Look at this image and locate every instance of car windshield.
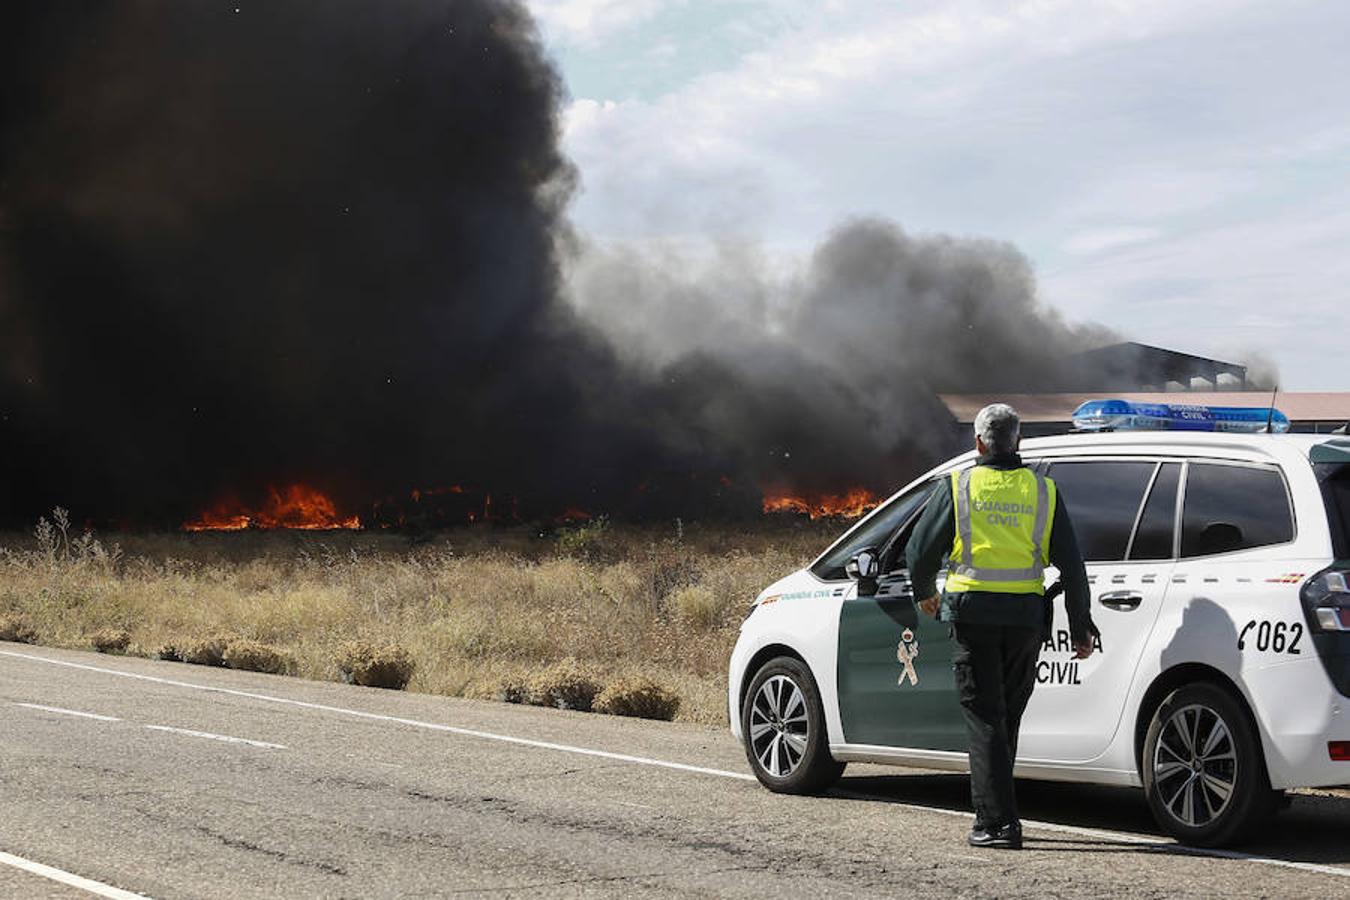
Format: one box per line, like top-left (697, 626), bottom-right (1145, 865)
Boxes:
top-left (810, 481), bottom-right (937, 581)
top-left (1316, 462), bottom-right (1350, 559)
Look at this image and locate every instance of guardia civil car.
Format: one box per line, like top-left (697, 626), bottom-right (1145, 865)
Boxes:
top-left (730, 405), bottom-right (1350, 847)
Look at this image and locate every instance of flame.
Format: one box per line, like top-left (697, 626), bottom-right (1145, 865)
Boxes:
top-left (762, 487), bottom-right (881, 519)
top-left (411, 485), bottom-right (466, 502)
top-left (184, 484), bottom-right (361, 531)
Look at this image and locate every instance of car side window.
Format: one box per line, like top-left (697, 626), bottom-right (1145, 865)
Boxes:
top-left (1180, 463), bottom-right (1293, 557)
top-left (1128, 462), bottom-right (1181, 560)
top-left (810, 480), bottom-right (938, 581)
top-left (1046, 460), bottom-right (1157, 562)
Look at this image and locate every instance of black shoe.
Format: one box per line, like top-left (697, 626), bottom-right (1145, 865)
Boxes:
top-left (968, 821), bottom-right (1022, 850)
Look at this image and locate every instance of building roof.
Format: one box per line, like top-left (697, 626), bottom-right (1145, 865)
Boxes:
top-left (1068, 341), bottom-right (1247, 390)
top-left (939, 392), bottom-right (1350, 424)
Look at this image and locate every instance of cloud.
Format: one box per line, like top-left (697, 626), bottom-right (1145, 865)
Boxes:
top-left (1063, 226), bottom-right (1162, 256)
top-left (544, 0), bottom-right (1350, 387)
top-left (558, 0), bottom-right (1251, 238)
top-left (528, 0), bottom-right (675, 45)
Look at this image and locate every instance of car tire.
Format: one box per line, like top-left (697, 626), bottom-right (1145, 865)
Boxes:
top-left (741, 656), bottom-right (845, 794)
top-left (1142, 682), bottom-right (1279, 847)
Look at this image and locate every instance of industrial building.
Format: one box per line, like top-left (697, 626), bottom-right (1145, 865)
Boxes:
top-left (940, 342), bottom-right (1350, 435)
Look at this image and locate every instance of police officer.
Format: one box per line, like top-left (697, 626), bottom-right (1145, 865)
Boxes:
top-left (907, 403), bottom-right (1094, 850)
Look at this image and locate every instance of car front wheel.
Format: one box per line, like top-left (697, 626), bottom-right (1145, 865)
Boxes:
top-left (1142, 682), bottom-right (1279, 846)
top-left (741, 656), bottom-right (844, 794)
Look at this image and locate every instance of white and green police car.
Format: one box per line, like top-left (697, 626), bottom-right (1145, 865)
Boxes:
top-left (729, 406), bottom-right (1350, 847)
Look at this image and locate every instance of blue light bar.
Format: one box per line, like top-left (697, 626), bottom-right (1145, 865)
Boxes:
top-left (1072, 399), bottom-right (1291, 433)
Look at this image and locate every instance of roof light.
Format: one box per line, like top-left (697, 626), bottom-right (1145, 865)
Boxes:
top-left (1071, 399), bottom-right (1290, 434)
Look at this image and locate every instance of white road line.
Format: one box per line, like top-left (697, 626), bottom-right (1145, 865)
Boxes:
top-left (0, 849), bottom-right (149, 899)
top-left (0, 649), bottom-right (754, 782)
top-left (3, 648), bottom-right (1347, 880)
top-left (14, 702), bottom-right (121, 722)
top-left (143, 724), bottom-right (286, 750)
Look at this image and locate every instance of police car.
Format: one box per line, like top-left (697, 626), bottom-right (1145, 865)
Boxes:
top-left (729, 401), bottom-right (1350, 847)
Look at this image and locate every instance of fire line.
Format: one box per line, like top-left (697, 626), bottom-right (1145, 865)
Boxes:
top-left (762, 488), bottom-right (880, 519)
top-left (184, 485), bottom-right (361, 532)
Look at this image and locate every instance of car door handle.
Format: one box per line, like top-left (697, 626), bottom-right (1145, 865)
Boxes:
top-left (1098, 590), bottom-right (1142, 611)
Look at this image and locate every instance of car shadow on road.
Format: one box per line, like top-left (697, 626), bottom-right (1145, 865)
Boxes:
top-left (830, 773), bottom-right (1350, 865)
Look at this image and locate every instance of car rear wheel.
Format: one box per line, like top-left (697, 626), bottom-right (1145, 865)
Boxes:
top-left (742, 656), bottom-right (844, 794)
top-left (1142, 682), bottom-right (1279, 846)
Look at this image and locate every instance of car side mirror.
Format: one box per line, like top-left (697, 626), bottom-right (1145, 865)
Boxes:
top-left (846, 548), bottom-right (880, 596)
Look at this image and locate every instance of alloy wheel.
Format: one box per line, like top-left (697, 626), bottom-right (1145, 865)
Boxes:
top-left (748, 674), bottom-right (809, 778)
top-left (1151, 703), bottom-right (1238, 828)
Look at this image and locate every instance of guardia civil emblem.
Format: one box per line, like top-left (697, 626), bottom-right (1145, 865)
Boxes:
top-left (897, 628), bottom-right (920, 686)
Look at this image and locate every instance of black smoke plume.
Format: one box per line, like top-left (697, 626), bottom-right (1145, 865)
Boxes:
top-left (1, 0), bottom-right (653, 526)
top-left (0, 1), bottom-right (1185, 529)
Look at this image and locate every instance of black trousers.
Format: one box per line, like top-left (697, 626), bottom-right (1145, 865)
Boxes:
top-left (951, 622), bottom-right (1042, 828)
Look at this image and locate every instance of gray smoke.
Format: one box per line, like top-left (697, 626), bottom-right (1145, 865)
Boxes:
top-left (565, 218), bottom-right (1119, 496)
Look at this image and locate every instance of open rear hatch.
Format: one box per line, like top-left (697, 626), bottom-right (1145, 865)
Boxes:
top-left (1304, 440), bottom-right (1350, 695)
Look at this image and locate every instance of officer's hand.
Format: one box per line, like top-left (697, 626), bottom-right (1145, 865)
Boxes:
top-left (917, 594), bottom-right (940, 618)
top-left (1072, 641), bottom-right (1094, 660)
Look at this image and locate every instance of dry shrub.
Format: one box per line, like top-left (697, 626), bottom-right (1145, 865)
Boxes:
top-left (154, 643), bottom-right (184, 662)
top-left (0, 615), bottom-right (38, 644)
top-left (466, 674), bottom-right (530, 704)
top-left (597, 561), bottom-right (645, 606)
top-left (645, 541), bottom-right (696, 604)
top-left (337, 640), bottom-right (415, 690)
top-left (670, 584), bottom-right (722, 630)
top-left (526, 658), bottom-right (603, 711)
top-left (90, 627), bottom-right (130, 654)
top-left (555, 516), bottom-right (614, 562)
top-left (593, 676), bottom-right (681, 721)
top-left (223, 639), bottom-right (293, 675)
top-left (182, 635), bottom-right (231, 666)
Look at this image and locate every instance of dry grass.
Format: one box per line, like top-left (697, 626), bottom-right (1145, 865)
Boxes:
top-left (0, 515), bottom-right (835, 723)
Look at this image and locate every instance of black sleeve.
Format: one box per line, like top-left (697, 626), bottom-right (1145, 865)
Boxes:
top-left (905, 482), bottom-right (954, 599)
top-left (1047, 494), bottom-right (1094, 645)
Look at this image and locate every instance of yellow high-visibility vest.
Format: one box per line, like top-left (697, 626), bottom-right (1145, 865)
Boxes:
top-left (944, 466), bottom-right (1056, 595)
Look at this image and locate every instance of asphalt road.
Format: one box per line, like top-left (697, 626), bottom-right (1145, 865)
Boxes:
top-left (1, 641), bottom-right (1347, 899)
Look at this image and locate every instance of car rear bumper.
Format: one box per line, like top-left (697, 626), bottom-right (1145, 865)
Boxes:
top-left (1246, 656), bottom-right (1350, 789)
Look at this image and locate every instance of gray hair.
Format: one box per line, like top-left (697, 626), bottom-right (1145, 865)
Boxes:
top-left (974, 403), bottom-right (1020, 455)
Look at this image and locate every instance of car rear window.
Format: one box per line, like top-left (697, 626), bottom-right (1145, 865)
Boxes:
top-left (1315, 462), bottom-right (1350, 559)
top-left (1180, 463), bottom-right (1293, 557)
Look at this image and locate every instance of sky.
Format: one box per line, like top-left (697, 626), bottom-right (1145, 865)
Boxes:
top-left (527, 0), bottom-right (1350, 390)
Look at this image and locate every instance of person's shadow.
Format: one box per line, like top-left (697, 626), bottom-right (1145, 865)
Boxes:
top-left (828, 773), bottom-right (1350, 862)
top-left (1159, 595), bottom-right (1240, 674)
